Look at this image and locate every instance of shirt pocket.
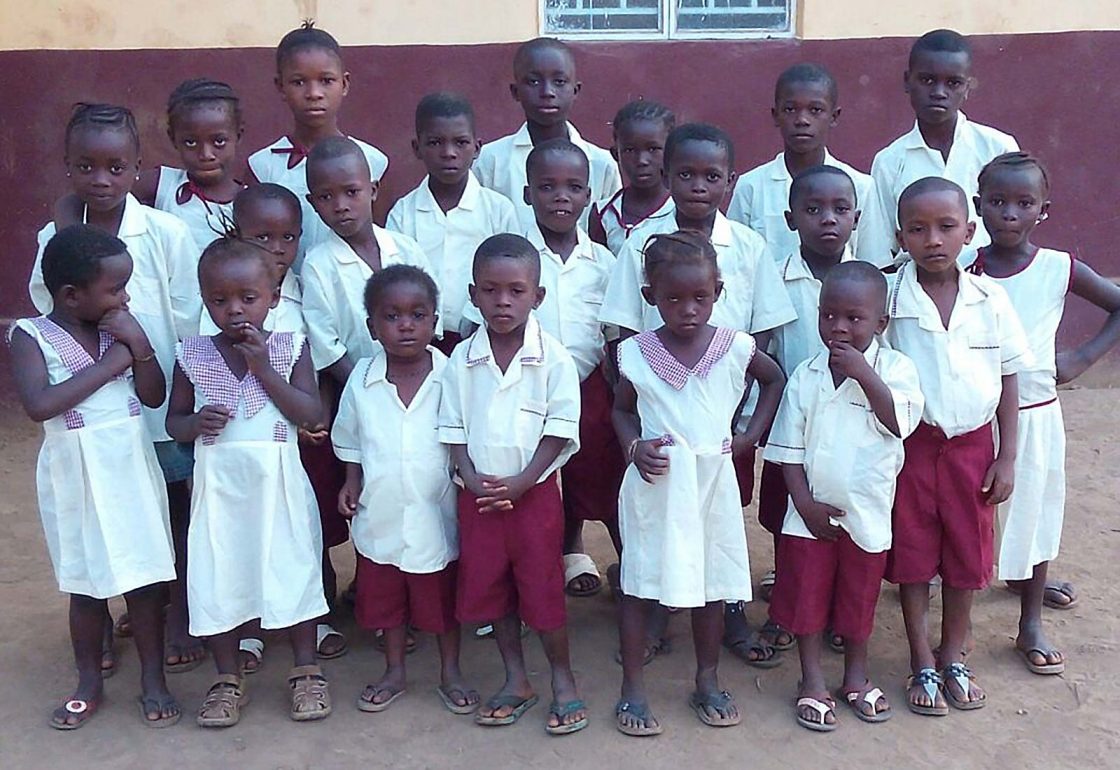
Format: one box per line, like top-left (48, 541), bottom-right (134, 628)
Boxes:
top-left (515, 398), bottom-right (548, 447)
top-left (965, 331), bottom-right (1003, 381)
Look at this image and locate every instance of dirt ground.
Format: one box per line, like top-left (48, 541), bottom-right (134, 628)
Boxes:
top-left (0, 388), bottom-right (1116, 770)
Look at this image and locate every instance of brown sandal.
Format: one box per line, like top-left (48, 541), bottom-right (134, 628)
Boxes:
top-left (197, 674), bottom-right (249, 728)
top-left (289, 664), bottom-right (332, 722)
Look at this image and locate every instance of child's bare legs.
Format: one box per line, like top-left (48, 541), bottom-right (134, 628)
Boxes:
top-left (794, 632), bottom-right (835, 726)
top-left (436, 627), bottom-right (478, 710)
top-left (899, 582), bottom-right (947, 711)
top-left (51, 594), bottom-right (107, 727)
top-left (618, 595), bottom-right (660, 732)
top-left (539, 625), bottom-right (586, 729)
top-left (939, 586), bottom-right (985, 704)
top-left (165, 480), bottom-right (204, 668)
top-left (360, 625), bottom-right (407, 707)
top-left (125, 583), bottom-right (179, 722)
top-left (207, 629), bottom-right (241, 677)
top-left (1010, 562), bottom-right (1064, 668)
top-left (691, 601), bottom-right (738, 722)
top-left (477, 614), bottom-right (535, 719)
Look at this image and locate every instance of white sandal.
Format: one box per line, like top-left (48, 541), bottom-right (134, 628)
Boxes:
top-left (315, 623), bottom-right (348, 659)
top-left (563, 553), bottom-right (602, 596)
top-left (238, 637), bottom-right (264, 674)
top-left (795, 696), bottom-right (838, 732)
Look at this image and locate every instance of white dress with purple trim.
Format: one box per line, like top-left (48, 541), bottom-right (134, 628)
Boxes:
top-left (12, 317), bottom-right (174, 599)
top-left (616, 327), bottom-right (756, 607)
top-left (177, 331), bottom-right (327, 636)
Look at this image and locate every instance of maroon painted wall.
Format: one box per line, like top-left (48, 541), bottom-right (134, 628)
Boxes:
top-left (2, 31), bottom-right (1118, 396)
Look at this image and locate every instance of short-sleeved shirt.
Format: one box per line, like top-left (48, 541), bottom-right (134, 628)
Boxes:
top-left (300, 225), bottom-right (435, 371)
top-left (770, 248), bottom-right (854, 374)
top-left (474, 121), bottom-right (622, 233)
top-left (884, 262), bottom-right (1031, 437)
top-left (727, 151), bottom-right (894, 268)
top-left (246, 135), bottom-right (389, 264)
top-left (438, 314), bottom-right (581, 482)
top-left (870, 113), bottom-right (1019, 253)
top-left (29, 194), bottom-right (201, 442)
top-left (590, 188), bottom-right (675, 256)
top-left (332, 347), bottom-right (458, 573)
top-left (386, 174), bottom-right (519, 335)
top-left (764, 341), bottom-right (925, 553)
top-left (599, 210), bottom-right (797, 336)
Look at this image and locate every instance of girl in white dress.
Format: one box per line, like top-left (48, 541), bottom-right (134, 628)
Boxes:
top-left (167, 238), bottom-right (330, 726)
top-left (968, 152), bottom-right (1120, 675)
top-left (11, 226), bottom-right (178, 729)
top-left (611, 231), bottom-right (785, 736)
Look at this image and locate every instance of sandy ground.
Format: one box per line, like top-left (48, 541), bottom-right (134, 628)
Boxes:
top-left (0, 388), bottom-right (1117, 769)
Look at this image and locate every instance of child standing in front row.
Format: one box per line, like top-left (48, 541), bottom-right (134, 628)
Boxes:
top-left (612, 231), bottom-right (784, 737)
top-left (247, 23), bottom-right (390, 261)
top-left (439, 234), bottom-right (588, 735)
top-left (967, 152), bottom-right (1120, 675)
top-left (766, 263), bottom-right (924, 732)
top-left (168, 239), bottom-right (331, 727)
top-left (334, 265), bottom-right (479, 715)
top-left (885, 177), bottom-right (1029, 716)
top-left (12, 226), bottom-right (179, 730)
top-left (387, 92), bottom-right (519, 352)
top-left (475, 37), bottom-right (621, 232)
top-left (589, 100), bottom-right (676, 255)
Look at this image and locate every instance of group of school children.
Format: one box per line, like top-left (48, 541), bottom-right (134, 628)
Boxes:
top-left (11, 21), bottom-right (1120, 738)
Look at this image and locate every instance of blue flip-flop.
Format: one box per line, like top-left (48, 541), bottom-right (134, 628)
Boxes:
top-left (546, 699), bottom-right (589, 735)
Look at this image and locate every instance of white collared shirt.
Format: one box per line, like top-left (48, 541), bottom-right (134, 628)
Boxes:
top-left (200, 269), bottom-right (306, 336)
top-left (300, 225), bottom-right (436, 371)
top-left (770, 248), bottom-right (854, 374)
top-left (600, 210), bottom-right (797, 336)
top-left (332, 347), bottom-right (458, 573)
top-left (590, 188), bottom-right (675, 255)
top-left (386, 174), bottom-right (519, 334)
top-left (885, 262), bottom-right (1031, 437)
top-left (764, 341), bottom-right (924, 553)
top-left (29, 194), bottom-right (201, 442)
top-left (728, 150), bottom-right (895, 268)
top-left (438, 314), bottom-right (581, 482)
top-left (870, 113), bottom-right (1019, 252)
top-left (153, 166), bottom-right (235, 253)
top-left (246, 135), bottom-right (389, 265)
top-left (474, 121), bottom-right (622, 233)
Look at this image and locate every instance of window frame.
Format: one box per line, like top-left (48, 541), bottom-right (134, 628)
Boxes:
top-left (539, 0), bottom-right (798, 42)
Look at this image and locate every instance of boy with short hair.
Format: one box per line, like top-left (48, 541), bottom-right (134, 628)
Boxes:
top-left (885, 177), bottom-right (1030, 716)
top-left (439, 234), bottom-right (588, 735)
top-left (766, 262), bottom-right (924, 732)
top-left (728, 63), bottom-right (892, 267)
top-left (387, 93), bottom-right (519, 351)
top-left (870, 29), bottom-right (1019, 256)
top-left (474, 37), bottom-right (622, 232)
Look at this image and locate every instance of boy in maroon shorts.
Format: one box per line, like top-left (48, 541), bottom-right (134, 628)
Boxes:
top-left (766, 262), bottom-right (924, 732)
top-left (439, 234), bottom-right (588, 735)
top-left (884, 177), bottom-right (1030, 716)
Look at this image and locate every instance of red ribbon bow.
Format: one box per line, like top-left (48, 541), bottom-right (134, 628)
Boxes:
top-left (271, 140), bottom-right (311, 170)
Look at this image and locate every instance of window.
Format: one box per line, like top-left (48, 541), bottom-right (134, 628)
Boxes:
top-left (542, 0), bottom-right (794, 40)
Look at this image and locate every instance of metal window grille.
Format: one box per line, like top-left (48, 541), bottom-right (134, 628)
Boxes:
top-left (542, 0), bottom-right (793, 39)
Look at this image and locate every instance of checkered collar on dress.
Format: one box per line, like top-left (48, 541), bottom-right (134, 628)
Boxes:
top-left (29, 316), bottom-right (119, 376)
top-left (632, 326), bottom-right (738, 390)
top-left (177, 332), bottom-right (295, 419)
top-left (464, 312), bottom-right (545, 368)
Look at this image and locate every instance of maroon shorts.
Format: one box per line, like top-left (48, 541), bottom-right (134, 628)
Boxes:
top-left (562, 368), bottom-right (623, 523)
top-left (456, 474), bottom-right (566, 632)
top-left (733, 447), bottom-right (756, 506)
top-left (300, 440), bottom-right (349, 549)
top-left (770, 532), bottom-right (887, 642)
top-left (886, 422), bottom-right (996, 590)
top-left (354, 557), bottom-right (458, 634)
top-left (757, 460), bottom-right (789, 536)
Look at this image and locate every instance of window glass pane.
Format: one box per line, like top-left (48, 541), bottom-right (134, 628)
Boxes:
top-left (675, 0), bottom-right (791, 32)
top-left (543, 0), bottom-right (662, 33)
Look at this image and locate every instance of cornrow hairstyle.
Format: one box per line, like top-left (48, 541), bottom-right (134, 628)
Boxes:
top-left (415, 92), bottom-right (476, 135)
top-left (774, 62), bottom-right (839, 106)
top-left (977, 151), bottom-right (1051, 196)
top-left (65, 103), bottom-right (140, 154)
top-left (41, 225), bottom-right (129, 296)
top-left (513, 36), bottom-right (574, 76)
top-left (364, 264), bottom-right (440, 317)
top-left (197, 233), bottom-right (273, 286)
top-left (473, 233), bottom-right (541, 284)
top-left (909, 29), bottom-right (972, 68)
top-left (612, 99), bottom-right (676, 138)
top-left (897, 176), bottom-right (969, 221)
top-left (233, 183), bottom-right (303, 227)
top-left (525, 138), bottom-right (588, 182)
top-left (789, 165), bottom-right (857, 208)
top-left (642, 229), bottom-right (720, 288)
top-left (276, 20), bottom-right (343, 72)
top-left (822, 259), bottom-right (888, 309)
top-left (166, 78), bottom-right (243, 136)
top-left (663, 122), bottom-right (735, 171)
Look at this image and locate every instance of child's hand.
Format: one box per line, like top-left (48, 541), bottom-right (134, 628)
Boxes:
top-left (194, 404), bottom-right (231, 437)
top-left (338, 479), bottom-right (361, 519)
top-left (730, 434), bottom-right (756, 459)
top-left (298, 425), bottom-right (330, 445)
top-left (233, 325), bottom-right (271, 375)
top-left (476, 474), bottom-right (533, 513)
top-left (981, 456), bottom-right (1015, 505)
top-left (828, 341), bottom-right (872, 382)
top-left (633, 438), bottom-right (670, 483)
top-left (98, 308), bottom-right (153, 359)
top-left (1055, 349), bottom-right (1090, 385)
top-left (800, 500), bottom-right (845, 541)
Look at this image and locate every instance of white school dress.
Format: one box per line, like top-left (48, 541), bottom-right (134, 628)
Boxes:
top-left (14, 317), bottom-right (174, 598)
top-left (153, 166), bottom-right (236, 253)
top-left (178, 332), bottom-right (327, 635)
top-left (616, 327), bottom-right (756, 607)
top-left (590, 188), bottom-right (675, 256)
top-left (965, 248), bottom-right (1071, 579)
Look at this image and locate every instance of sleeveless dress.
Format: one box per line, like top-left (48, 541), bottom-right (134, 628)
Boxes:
top-left (153, 166), bottom-right (237, 253)
top-left (13, 317), bottom-right (174, 598)
top-left (616, 327), bottom-right (756, 607)
top-left (967, 247), bottom-right (1071, 580)
top-left (177, 331), bottom-right (327, 635)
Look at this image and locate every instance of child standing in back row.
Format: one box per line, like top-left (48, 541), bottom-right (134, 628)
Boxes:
top-left (967, 152), bottom-right (1120, 675)
top-left (475, 37), bottom-right (622, 232)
